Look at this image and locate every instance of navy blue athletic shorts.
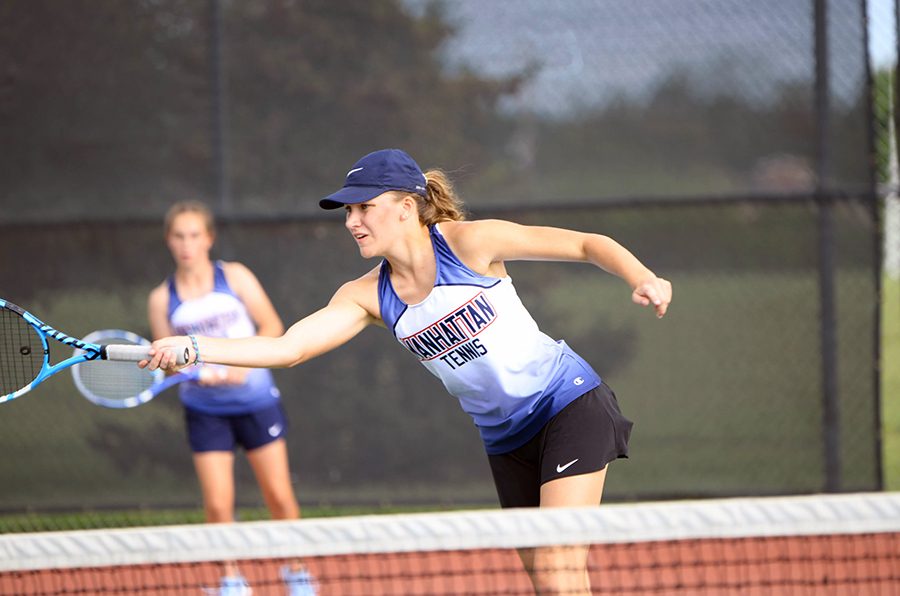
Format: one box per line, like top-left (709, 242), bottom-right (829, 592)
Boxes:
top-left (487, 382), bottom-right (633, 508)
top-left (185, 402), bottom-right (288, 453)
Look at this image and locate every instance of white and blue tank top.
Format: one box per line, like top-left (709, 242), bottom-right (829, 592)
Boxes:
top-left (378, 224), bottom-right (601, 454)
top-left (168, 261), bottom-right (280, 415)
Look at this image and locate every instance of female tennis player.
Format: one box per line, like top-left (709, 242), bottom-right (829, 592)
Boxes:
top-left (146, 151), bottom-right (671, 594)
top-left (148, 201), bottom-right (301, 528)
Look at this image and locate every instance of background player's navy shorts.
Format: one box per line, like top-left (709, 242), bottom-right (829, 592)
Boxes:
top-left (487, 382), bottom-right (633, 508)
top-left (185, 402), bottom-right (288, 453)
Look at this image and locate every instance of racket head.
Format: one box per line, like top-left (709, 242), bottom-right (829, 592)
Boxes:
top-left (72, 329), bottom-right (163, 408)
top-left (0, 299), bottom-right (51, 403)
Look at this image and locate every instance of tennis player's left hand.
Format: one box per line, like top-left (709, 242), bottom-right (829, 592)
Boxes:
top-left (632, 275), bottom-right (672, 318)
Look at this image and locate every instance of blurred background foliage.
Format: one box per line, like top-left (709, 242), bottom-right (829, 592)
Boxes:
top-left (0, 0), bottom-right (874, 218)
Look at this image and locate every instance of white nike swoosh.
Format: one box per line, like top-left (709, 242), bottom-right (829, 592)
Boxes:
top-left (347, 167), bottom-right (364, 176)
top-left (556, 459), bottom-right (579, 473)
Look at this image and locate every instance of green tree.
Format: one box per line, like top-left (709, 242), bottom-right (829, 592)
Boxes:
top-left (219, 0), bottom-right (522, 212)
top-left (0, 0), bottom-right (211, 217)
top-left (0, 0), bottom-right (523, 218)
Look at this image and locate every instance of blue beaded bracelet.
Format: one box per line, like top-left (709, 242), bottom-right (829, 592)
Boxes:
top-left (188, 334), bottom-right (202, 365)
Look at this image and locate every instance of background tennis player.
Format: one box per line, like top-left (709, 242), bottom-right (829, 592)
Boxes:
top-left (149, 201), bottom-right (300, 526)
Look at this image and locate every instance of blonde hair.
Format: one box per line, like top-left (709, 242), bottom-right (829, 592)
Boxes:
top-left (163, 200), bottom-right (216, 237)
top-left (414, 169), bottom-right (467, 225)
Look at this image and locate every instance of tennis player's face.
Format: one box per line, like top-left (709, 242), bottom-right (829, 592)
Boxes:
top-left (166, 212), bottom-right (214, 266)
top-left (344, 193), bottom-right (403, 258)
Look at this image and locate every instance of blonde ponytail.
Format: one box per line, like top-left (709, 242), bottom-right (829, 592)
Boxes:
top-left (415, 169), bottom-right (467, 225)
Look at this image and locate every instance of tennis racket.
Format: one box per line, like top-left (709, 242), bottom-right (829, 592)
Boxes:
top-left (71, 329), bottom-right (205, 408)
top-left (0, 299), bottom-right (188, 405)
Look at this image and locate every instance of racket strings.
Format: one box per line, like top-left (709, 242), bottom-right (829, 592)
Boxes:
top-left (73, 338), bottom-right (156, 402)
top-left (0, 308), bottom-right (43, 394)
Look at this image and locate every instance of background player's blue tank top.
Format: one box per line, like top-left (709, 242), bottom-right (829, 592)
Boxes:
top-left (167, 261), bottom-right (280, 415)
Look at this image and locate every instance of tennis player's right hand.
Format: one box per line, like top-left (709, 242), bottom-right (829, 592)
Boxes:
top-left (142, 336), bottom-right (194, 372)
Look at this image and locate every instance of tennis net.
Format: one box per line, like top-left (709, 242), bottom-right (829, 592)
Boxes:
top-left (1, 492), bottom-right (898, 595)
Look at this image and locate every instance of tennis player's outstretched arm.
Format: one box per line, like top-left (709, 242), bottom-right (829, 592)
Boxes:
top-left (146, 272), bottom-right (379, 371)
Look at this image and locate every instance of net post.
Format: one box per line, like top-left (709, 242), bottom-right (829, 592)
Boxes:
top-left (814, 0), bottom-right (841, 493)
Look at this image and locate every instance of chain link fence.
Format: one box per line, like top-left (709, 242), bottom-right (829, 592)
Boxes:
top-left (869, 0), bottom-right (900, 497)
top-left (0, 0), bottom-right (890, 525)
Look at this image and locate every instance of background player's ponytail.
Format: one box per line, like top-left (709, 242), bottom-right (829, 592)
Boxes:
top-left (417, 169), bottom-right (467, 224)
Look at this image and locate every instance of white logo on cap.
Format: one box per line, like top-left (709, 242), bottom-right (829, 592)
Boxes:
top-left (347, 167), bottom-right (364, 177)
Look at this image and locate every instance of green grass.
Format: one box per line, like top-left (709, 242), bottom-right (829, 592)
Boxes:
top-left (0, 503), bottom-right (492, 534)
top-left (883, 276), bottom-right (900, 490)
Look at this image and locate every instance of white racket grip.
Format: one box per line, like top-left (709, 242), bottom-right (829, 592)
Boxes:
top-left (104, 344), bottom-right (189, 365)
